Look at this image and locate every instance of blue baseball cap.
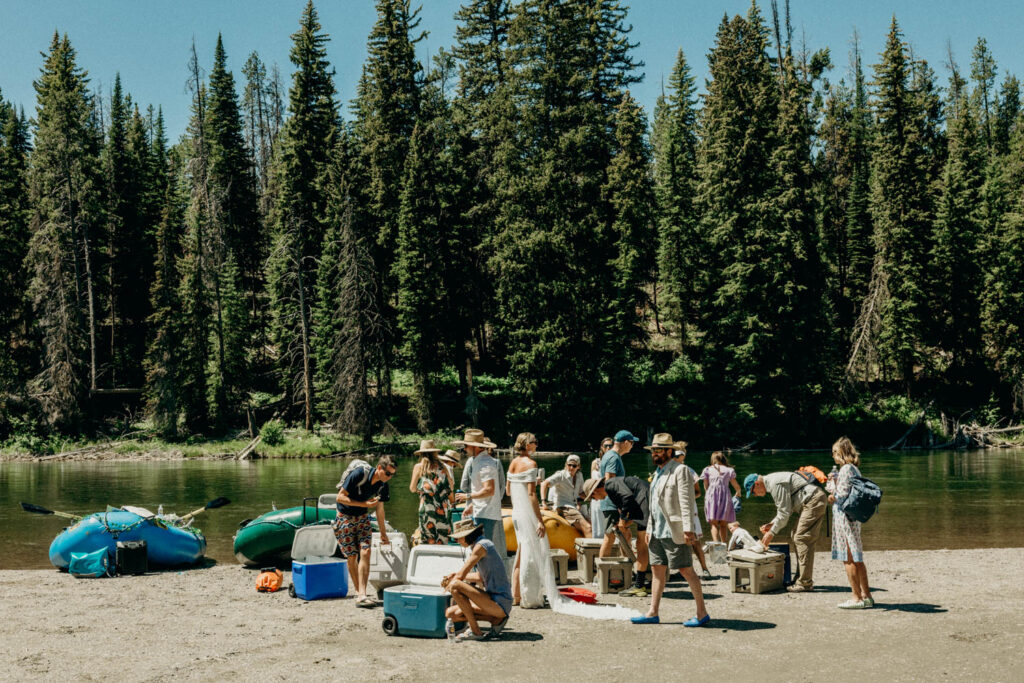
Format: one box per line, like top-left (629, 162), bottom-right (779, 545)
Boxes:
top-left (744, 473), bottom-right (760, 498)
top-left (613, 430), bottom-right (640, 443)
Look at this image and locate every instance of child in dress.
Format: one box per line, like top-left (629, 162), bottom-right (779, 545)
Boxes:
top-left (829, 437), bottom-right (874, 609)
top-left (727, 521), bottom-right (758, 551)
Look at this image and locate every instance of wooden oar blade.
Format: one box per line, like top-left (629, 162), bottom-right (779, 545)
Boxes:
top-left (20, 502), bottom-right (54, 515)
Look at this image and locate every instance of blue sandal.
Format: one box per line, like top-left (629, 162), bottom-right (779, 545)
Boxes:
top-left (684, 614), bottom-right (710, 627)
top-left (630, 615), bottom-right (660, 624)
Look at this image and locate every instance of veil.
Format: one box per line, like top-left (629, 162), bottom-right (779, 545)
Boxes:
top-left (508, 470), bottom-right (640, 620)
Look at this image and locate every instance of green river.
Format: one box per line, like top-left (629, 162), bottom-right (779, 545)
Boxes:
top-left (2, 449), bottom-right (1022, 569)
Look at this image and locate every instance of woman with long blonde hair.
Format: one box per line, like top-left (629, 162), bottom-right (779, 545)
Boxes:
top-left (828, 437), bottom-right (873, 609)
top-left (506, 432), bottom-right (546, 606)
top-left (409, 440), bottom-right (454, 544)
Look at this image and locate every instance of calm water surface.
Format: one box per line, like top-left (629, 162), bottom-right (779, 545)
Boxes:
top-left (2, 449), bottom-right (1022, 569)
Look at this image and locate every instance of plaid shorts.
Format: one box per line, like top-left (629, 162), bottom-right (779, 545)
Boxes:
top-left (332, 513), bottom-right (373, 558)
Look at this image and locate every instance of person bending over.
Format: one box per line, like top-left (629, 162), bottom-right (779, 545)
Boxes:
top-left (583, 473), bottom-right (650, 597)
top-left (334, 456), bottom-right (395, 608)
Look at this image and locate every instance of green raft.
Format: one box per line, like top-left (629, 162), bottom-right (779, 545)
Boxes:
top-left (233, 497), bottom-right (337, 566)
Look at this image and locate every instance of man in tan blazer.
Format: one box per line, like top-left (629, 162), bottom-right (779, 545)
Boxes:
top-left (629, 433), bottom-right (710, 627)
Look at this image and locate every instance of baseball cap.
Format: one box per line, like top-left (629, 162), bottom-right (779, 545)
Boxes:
top-left (613, 430), bottom-right (639, 443)
top-left (744, 473), bottom-right (760, 498)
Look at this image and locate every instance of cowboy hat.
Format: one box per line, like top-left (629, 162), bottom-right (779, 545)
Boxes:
top-left (581, 477), bottom-right (605, 502)
top-left (644, 433), bottom-right (675, 451)
top-left (450, 518), bottom-right (482, 539)
top-left (413, 439), bottom-right (441, 455)
top-left (453, 428), bottom-right (497, 449)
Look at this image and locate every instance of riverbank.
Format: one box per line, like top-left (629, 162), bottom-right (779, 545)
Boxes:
top-left (2, 548), bottom-right (1021, 681)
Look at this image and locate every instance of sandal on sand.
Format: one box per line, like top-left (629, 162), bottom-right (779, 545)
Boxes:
top-left (490, 616), bottom-right (509, 636)
top-left (454, 629), bottom-right (487, 642)
top-left (355, 596), bottom-right (375, 608)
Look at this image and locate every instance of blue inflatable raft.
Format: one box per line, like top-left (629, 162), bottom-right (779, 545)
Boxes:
top-left (49, 509), bottom-right (207, 569)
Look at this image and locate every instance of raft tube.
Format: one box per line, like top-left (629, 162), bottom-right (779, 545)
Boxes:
top-left (503, 508), bottom-right (583, 560)
top-left (233, 503), bottom-right (340, 566)
top-left (49, 509), bottom-right (206, 569)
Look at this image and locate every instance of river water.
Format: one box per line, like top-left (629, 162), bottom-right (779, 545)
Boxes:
top-left (2, 449), bottom-right (1022, 569)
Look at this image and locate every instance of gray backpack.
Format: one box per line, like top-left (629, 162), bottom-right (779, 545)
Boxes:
top-left (336, 459), bottom-right (374, 491)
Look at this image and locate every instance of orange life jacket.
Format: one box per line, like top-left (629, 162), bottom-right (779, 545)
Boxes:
top-left (256, 568), bottom-right (284, 592)
top-left (797, 465), bottom-right (827, 485)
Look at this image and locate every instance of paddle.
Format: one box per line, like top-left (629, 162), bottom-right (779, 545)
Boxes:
top-left (179, 496), bottom-right (231, 523)
top-left (20, 502), bottom-right (82, 522)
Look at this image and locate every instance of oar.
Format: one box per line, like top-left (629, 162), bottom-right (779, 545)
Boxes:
top-left (179, 497), bottom-right (231, 523)
top-left (20, 502), bottom-right (82, 522)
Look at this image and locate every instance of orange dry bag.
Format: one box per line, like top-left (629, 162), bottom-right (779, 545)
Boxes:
top-left (797, 466), bottom-right (827, 485)
top-left (256, 568), bottom-right (284, 592)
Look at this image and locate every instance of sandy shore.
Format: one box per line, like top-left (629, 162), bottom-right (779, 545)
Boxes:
top-left (2, 548), bottom-right (1022, 682)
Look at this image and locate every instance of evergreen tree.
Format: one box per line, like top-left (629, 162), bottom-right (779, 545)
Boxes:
top-left (932, 82), bottom-right (984, 386)
top-left (652, 49), bottom-right (700, 346)
top-left (969, 37), bottom-right (997, 154)
top-left (208, 35), bottom-right (261, 313)
top-left (0, 95), bottom-right (32, 395)
top-left (145, 154), bottom-right (185, 437)
top-left (25, 34), bottom-right (103, 428)
top-left (603, 92), bottom-right (655, 377)
top-left (850, 18), bottom-right (936, 387)
top-left (267, 0), bottom-right (338, 429)
top-left (993, 75), bottom-right (1020, 156)
top-left (206, 253), bottom-right (248, 425)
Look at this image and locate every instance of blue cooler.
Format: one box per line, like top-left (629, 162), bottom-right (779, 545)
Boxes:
top-left (289, 525), bottom-right (349, 601)
top-left (381, 585), bottom-right (450, 638)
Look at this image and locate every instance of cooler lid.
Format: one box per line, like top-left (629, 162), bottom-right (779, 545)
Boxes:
top-left (384, 584), bottom-right (448, 596)
top-left (728, 548), bottom-right (784, 564)
top-left (406, 544), bottom-right (468, 586)
top-left (291, 524), bottom-right (338, 560)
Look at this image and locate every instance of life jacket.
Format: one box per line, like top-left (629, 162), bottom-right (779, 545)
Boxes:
top-left (796, 466), bottom-right (827, 485)
top-left (256, 568), bottom-right (284, 592)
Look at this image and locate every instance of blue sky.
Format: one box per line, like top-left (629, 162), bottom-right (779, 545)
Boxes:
top-left (1, 1), bottom-right (1021, 140)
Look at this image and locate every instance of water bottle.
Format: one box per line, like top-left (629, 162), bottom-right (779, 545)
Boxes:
top-left (829, 465), bottom-right (838, 481)
top-left (157, 504), bottom-right (164, 516)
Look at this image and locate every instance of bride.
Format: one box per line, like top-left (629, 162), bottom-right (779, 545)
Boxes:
top-left (506, 432), bottom-right (640, 620)
top-left (506, 432), bottom-right (548, 607)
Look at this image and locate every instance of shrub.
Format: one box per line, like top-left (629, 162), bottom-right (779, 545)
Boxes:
top-left (260, 420), bottom-right (285, 446)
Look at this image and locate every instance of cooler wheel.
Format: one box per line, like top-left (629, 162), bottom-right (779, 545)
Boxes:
top-left (381, 615), bottom-right (398, 636)
top-left (288, 584), bottom-right (296, 598)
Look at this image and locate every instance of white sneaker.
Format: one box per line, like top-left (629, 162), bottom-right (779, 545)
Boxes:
top-left (838, 599), bottom-right (866, 609)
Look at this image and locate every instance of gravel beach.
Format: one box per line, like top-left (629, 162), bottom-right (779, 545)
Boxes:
top-left (2, 548), bottom-right (1022, 682)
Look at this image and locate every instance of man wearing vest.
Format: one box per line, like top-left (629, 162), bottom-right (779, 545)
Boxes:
top-left (744, 471), bottom-right (828, 592)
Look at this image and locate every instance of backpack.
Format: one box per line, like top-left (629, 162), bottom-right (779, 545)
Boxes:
top-left (840, 473), bottom-right (883, 523)
top-left (256, 567), bottom-right (284, 592)
top-left (336, 459), bottom-right (374, 491)
top-left (69, 548), bottom-right (114, 578)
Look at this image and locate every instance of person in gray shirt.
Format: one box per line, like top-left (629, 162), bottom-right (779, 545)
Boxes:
top-left (744, 471), bottom-right (828, 592)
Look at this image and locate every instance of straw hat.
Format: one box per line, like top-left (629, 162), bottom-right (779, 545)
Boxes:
top-left (439, 450), bottom-right (461, 466)
top-left (644, 433), bottom-right (675, 451)
top-left (581, 477), bottom-right (605, 502)
top-left (450, 518), bottom-right (482, 540)
top-left (413, 439), bottom-right (441, 455)
top-left (453, 428), bottom-right (496, 449)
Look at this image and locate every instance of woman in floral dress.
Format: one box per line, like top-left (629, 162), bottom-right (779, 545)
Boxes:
top-left (409, 440), bottom-right (454, 544)
top-left (828, 437), bottom-right (874, 609)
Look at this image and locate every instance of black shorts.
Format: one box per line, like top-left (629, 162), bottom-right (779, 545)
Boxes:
top-left (602, 509), bottom-right (647, 533)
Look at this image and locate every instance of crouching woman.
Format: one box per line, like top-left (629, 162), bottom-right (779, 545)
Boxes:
top-left (443, 518), bottom-right (512, 641)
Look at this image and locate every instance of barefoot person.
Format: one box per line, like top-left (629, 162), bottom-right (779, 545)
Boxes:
top-left (444, 519), bottom-right (512, 641)
top-left (541, 454), bottom-right (591, 536)
top-left (744, 468), bottom-right (828, 592)
top-left (828, 437), bottom-right (874, 609)
top-left (628, 433), bottom-right (709, 626)
top-left (334, 456), bottom-right (395, 607)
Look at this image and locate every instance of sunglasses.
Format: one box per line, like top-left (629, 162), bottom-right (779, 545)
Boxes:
top-left (382, 468), bottom-right (397, 478)
top-left (566, 463), bottom-right (579, 468)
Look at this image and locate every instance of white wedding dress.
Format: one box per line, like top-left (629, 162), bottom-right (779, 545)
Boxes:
top-left (508, 468), bottom-right (640, 620)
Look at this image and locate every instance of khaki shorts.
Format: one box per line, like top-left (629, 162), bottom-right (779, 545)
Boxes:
top-left (556, 506), bottom-right (586, 525)
top-left (648, 535), bottom-right (693, 571)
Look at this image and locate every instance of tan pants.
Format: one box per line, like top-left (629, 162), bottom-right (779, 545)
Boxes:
top-left (793, 488), bottom-right (827, 587)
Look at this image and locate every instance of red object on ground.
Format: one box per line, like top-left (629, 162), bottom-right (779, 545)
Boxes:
top-left (558, 587), bottom-right (597, 604)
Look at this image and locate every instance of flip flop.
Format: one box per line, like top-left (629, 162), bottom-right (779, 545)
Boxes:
top-left (355, 596), bottom-right (375, 608)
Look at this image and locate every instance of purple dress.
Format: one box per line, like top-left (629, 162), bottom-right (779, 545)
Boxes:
top-left (701, 465), bottom-right (737, 522)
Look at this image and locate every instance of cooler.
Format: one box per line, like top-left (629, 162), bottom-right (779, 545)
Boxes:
top-left (381, 585), bottom-right (451, 638)
top-left (728, 548), bottom-right (785, 594)
top-left (768, 542), bottom-right (793, 585)
top-left (369, 531), bottom-right (409, 594)
top-left (406, 544), bottom-right (468, 586)
top-left (290, 525), bottom-right (348, 600)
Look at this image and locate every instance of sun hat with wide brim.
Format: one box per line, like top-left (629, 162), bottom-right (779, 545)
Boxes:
top-left (439, 450), bottom-right (461, 466)
top-left (643, 433), bottom-right (675, 451)
top-left (453, 428), bottom-right (497, 449)
top-left (581, 477), bottom-right (605, 502)
top-left (450, 518), bottom-right (482, 540)
top-left (413, 439), bottom-right (441, 455)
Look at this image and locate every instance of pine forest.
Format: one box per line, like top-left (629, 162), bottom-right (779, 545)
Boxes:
top-left (2, 0), bottom-right (1024, 452)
